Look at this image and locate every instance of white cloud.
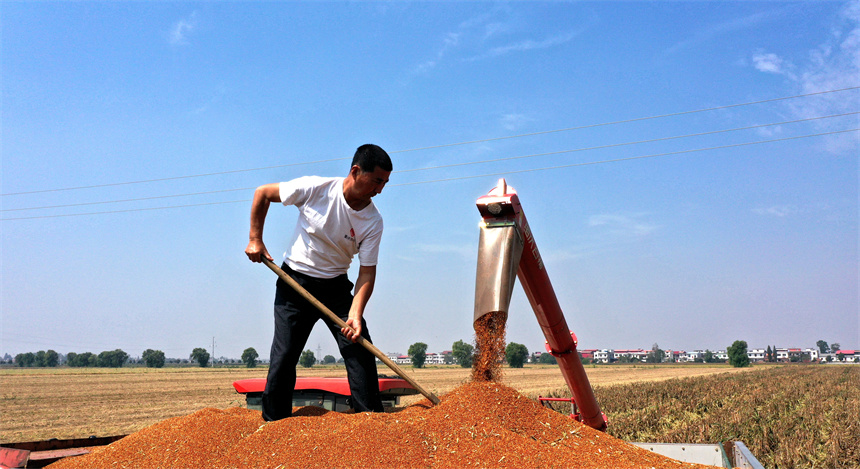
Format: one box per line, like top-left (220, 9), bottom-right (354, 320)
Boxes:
top-left (751, 0), bottom-right (860, 153)
top-left (500, 113), bottom-right (533, 131)
top-left (413, 8), bottom-right (584, 74)
top-left (588, 213), bottom-right (659, 237)
top-left (753, 205), bottom-right (797, 217)
top-left (665, 9), bottom-right (775, 56)
top-left (755, 124), bottom-right (783, 138)
top-left (169, 12), bottom-right (198, 46)
top-left (752, 52), bottom-right (793, 76)
top-left (482, 31), bottom-right (578, 59)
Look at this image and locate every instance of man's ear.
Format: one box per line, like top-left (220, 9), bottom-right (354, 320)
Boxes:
top-left (349, 165), bottom-right (362, 178)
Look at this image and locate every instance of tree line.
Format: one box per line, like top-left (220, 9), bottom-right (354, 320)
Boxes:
top-left (294, 340), bottom-right (557, 370)
top-left (8, 347), bottom-right (263, 369)
top-left (10, 338), bottom-right (841, 370)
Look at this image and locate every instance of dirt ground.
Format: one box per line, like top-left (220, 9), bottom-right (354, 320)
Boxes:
top-left (0, 364), bottom-right (750, 443)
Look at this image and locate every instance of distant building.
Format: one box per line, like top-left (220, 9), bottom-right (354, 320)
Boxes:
top-left (592, 350), bottom-right (614, 363)
top-left (424, 352), bottom-right (446, 365)
top-left (748, 348), bottom-right (767, 362)
top-left (614, 349), bottom-right (647, 362)
top-left (836, 350), bottom-right (858, 362)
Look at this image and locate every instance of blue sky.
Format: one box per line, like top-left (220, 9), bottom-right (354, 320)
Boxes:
top-left (2, 1), bottom-right (858, 362)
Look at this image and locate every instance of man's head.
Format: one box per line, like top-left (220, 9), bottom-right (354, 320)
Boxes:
top-left (344, 144), bottom-right (392, 210)
top-left (352, 144), bottom-right (393, 173)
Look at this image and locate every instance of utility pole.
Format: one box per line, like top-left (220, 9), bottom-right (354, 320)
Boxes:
top-left (212, 336), bottom-right (216, 368)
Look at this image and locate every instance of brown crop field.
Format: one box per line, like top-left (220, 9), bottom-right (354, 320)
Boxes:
top-left (594, 365), bottom-right (860, 469)
top-left (1, 363), bottom-right (748, 443)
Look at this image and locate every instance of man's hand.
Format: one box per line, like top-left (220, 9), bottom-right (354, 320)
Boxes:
top-left (245, 238), bottom-right (273, 263)
top-left (341, 317), bottom-right (362, 343)
top-left (341, 265), bottom-right (375, 343)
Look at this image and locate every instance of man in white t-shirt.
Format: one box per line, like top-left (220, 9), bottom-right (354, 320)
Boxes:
top-left (245, 144), bottom-right (392, 421)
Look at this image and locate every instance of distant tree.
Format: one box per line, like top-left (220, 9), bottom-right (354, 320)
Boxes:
top-left (142, 349), bottom-right (166, 368)
top-left (408, 342), bottom-right (428, 368)
top-left (831, 343), bottom-right (841, 354)
top-left (703, 350), bottom-right (715, 363)
top-left (241, 348), bottom-right (259, 368)
top-left (505, 343), bottom-right (529, 368)
top-left (323, 355), bottom-right (336, 365)
top-left (98, 349), bottom-right (129, 368)
top-left (44, 350), bottom-right (59, 367)
top-left (539, 352), bottom-right (557, 364)
top-left (727, 340), bottom-right (750, 368)
top-left (816, 340), bottom-right (830, 354)
top-left (190, 348), bottom-right (210, 368)
top-left (646, 343), bottom-right (665, 363)
top-left (15, 352), bottom-right (35, 367)
top-left (299, 350), bottom-right (315, 368)
top-left (67, 352), bottom-right (96, 367)
top-left (452, 340), bottom-right (474, 368)
top-left (35, 350), bottom-right (48, 367)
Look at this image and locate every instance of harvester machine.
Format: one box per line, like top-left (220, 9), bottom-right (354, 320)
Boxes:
top-left (474, 178), bottom-right (608, 431)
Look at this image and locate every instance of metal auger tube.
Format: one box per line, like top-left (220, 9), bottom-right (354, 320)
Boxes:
top-left (474, 178), bottom-right (607, 431)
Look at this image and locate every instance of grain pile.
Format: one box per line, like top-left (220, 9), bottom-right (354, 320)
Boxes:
top-left (48, 381), bottom-right (721, 469)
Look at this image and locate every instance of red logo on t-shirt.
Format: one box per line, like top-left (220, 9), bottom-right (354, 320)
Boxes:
top-left (350, 228), bottom-right (355, 238)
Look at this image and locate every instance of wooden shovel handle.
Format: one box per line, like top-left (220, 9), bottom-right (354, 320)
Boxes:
top-left (261, 257), bottom-right (441, 406)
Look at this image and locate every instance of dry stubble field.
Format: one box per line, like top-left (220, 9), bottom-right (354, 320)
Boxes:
top-left (0, 364), bottom-right (750, 443)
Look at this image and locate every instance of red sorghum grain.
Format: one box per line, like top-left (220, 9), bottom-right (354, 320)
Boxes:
top-left (472, 311), bottom-right (507, 382)
top-left (48, 382), bottom-right (724, 469)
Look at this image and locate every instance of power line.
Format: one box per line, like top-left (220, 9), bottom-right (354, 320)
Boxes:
top-left (4, 111), bottom-right (855, 214)
top-left (392, 128), bottom-right (860, 187)
top-left (1, 187), bottom-right (254, 212)
top-left (392, 86), bottom-right (860, 154)
top-left (396, 112), bottom-right (859, 174)
top-left (2, 86), bottom-right (857, 197)
top-left (1, 199), bottom-right (249, 221)
top-left (3, 128), bottom-right (856, 221)
top-left (0, 158), bottom-right (346, 197)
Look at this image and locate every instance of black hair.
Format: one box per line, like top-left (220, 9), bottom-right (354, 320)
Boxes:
top-left (351, 144), bottom-right (392, 172)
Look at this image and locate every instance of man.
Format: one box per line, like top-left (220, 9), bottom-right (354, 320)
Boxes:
top-left (245, 143), bottom-right (392, 421)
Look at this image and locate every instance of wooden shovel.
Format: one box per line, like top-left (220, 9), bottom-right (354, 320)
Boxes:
top-left (261, 257), bottom-right (441, 406)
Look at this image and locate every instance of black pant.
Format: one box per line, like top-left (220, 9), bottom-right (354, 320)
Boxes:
top-left (262, 264), bottom-right (384, 421)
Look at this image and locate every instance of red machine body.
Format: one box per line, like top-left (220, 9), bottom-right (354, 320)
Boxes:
top-left (232, 377), bottom-right (416, 395)
top-left (232, 376), bottom-right (418, 413)
top-left (476, 179), bottom-right (608, 431)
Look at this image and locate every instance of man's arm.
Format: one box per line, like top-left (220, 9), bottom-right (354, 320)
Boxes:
top-left (342, 265), bottom-right (376, 342)
top-left (245, 183), bottom-right (281, 263)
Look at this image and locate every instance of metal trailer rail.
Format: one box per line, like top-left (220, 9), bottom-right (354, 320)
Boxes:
top-left (632, 441), bottom-right (765, 468)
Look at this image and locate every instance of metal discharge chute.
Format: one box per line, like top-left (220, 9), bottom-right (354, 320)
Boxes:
top-left (474, 179), bottom-right (608, 431)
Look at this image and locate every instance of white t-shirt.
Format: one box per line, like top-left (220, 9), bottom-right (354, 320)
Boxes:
top-left (279, 176), bottom-right (383, 279)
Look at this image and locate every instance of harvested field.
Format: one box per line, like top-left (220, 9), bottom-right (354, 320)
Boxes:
top-left (0, 364), bottom-right (750, 443)
top-left (46, 381), bottom-right (722, 469)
